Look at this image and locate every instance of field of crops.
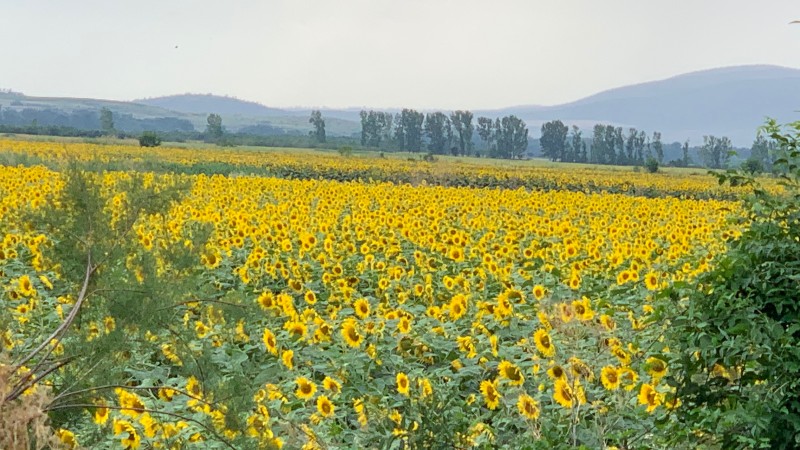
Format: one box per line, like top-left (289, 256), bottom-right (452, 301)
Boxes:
top-left (1, 140), bottom-right (744, 449)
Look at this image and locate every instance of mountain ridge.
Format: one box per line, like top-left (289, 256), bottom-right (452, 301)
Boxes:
top-left (3, 64), bottom-right (799, 145)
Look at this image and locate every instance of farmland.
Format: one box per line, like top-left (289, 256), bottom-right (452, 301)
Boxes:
top-left (2, 139), bottom-right (746, 448)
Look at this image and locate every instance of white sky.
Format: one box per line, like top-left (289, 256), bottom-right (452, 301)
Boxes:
top-left (1, 0), bottom-right (798, 110)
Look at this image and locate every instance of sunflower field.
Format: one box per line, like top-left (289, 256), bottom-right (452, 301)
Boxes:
top-left (1, 140), bottom-right (746, 449)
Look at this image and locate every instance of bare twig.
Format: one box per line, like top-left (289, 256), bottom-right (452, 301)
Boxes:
top-left (49, 384), bottom-right (215, 409)
top-left (12, 254), bottom-right (94, 374)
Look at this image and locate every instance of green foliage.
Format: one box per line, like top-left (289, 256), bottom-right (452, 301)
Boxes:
top-left (667, 119), bottom-right (800, 449)
top-left (308, 110), bottom-right (326, 143)
top-left (205, 113), bottom-right (224, 142)
top-left (138, 131), bottom-right (162, 147)
top-left (645, 157), bottom-right (659, 173)
top-left (698, 135), bottom-right (733, 169)
top-left (740, 157), bottom-right (764, 175)
top-left (100, 107), bottom-right (114, 135)
top-left (540, 120), bottom-right (569, 162)
top-left (337, 146), bottom-right (353, 157)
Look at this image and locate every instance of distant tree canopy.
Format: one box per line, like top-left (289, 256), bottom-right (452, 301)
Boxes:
top-left (309, 110), bottom-right (326, 143)
top-left (699, 135), bottom-right (733, 169)
top-left (450, 110), bottom-right (474, 156)
top-left (540, 120), bottom-right (569, 162)
top-left (205, 113), bottom-right (224, 142)
top-left (100, 107), bottom-right (115, 135)
top-left (0, 107), bottom-right (194, 133)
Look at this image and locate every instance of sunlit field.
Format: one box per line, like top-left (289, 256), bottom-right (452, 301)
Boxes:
top-left (1, 139), bottom-right (744, 448)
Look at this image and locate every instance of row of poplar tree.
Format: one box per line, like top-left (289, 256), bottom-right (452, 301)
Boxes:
top-left (540, 120), bottom-right (668, 166)
top-left (355, 109), bottom-right (529, 158)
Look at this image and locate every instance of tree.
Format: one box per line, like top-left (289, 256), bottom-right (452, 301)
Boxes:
top-left (450, 110), bottom-right (474, 156)
top-left (424, 112), bottom-right (451, 154)
top-left (495, 115), bottom-right (528, 159)
top-left (540, 120), bottom-right (569, 161)
top-left (652, 131), bottom-right (664, 163)
top-left (138, 131), bottom-right (162, 147)
top-left (476, 117), bottom-right (495, 155)
top-left (682, 140), bottom-right (691, 167)
top-left (309, 110), bottom-right (326, 143)
top-left (699, 135), bottom-right (732, 169)
top-left (100, 107), bottom-right (114, 135)
top-left (205, 113), bottom-right (223, 142)
top-left (567, 126), bottom-right (584, 163)
top-left (625, 128), bottom-right (638, 164)
top-left (750, 133), bottom-right (778, 171)
top-left (398, 109), bottom-right (424, 152)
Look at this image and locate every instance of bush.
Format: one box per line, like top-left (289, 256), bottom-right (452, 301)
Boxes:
top-left (667, 119), bottom-right (800, 449)
top-left (645, 157), bottom-right (659, 173)
top-left (741, 157), bottom-right (765, 175)
top-left (138, 131), bottom-right (162, 147)
top-left (338, 146), bottom-right (353, 157)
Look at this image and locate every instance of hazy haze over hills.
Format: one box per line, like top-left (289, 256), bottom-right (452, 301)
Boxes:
top-left (135, 65), bottom-right (800, 145)
top-left (3, 65), bottom-right (799, 146)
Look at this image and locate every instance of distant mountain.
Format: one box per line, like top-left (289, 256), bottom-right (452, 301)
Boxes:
top-left (136, 94), bottom-right (292, 117)
top-left (480, 65), bottom-right (800, 146)
top-left (4, 65), bottom-right (799, 145)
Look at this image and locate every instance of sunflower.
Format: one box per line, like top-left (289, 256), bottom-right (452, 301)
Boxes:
top-left (572, 297), bottom-right (595, 322)
top-left (353, 298), bottom-right (370, 319)
top-left (600, 314), bottom-right (616, 331)
top-left (516, 394), bottom-right (540, 420)
top-left (397, 316), bottom-right (411, 334)
top-left (646, 357), bottom-right (668, 381)
top-left (638, 383), bottom-right (661, 413)
top-left (532, 284), bottom-right (546, 301)
top-left (600, 366), bottom-right (621, 391)
top-left (113, 419), bottom-right (141, 449)
top-left (619, 367), bottom-right (639, 391)
top-left (262, 328), bottom-right (278, 355)
top-left (341, 319), bottom-right (363, 348)
top-left (295, 377), bottom-right (317, 400)
top-left (480, 379), bottom-right (501, 410)
top-left (498, 360), bottom-right (524, 386)
top-left (284, 320), bottom-right (307, 340)
top-left (611, 345), bottom-right (630, 366)
top-left (317, 395), bottom-right (335, 418)
top-left (553, 379), bottom-right (574, 408)
top-left (558, 303), bottom-right (574, 323)
top-left (281, 350), bottom-right (294, 370)
top-left (449, 293), bottom-right (468, 321)
top-left (396, 372), bottom-right (410, 396)
top-left (304, 290), bottom-right (317, 305)
top-left (418, 378), bottom-right (433, 399)
top-left (94, 400), bottom-right (110, 424)
top-left (116, 388), bottom-right (145, 418)
top-left (494, 294), bottom-right (513, 320)
top-left (57, 429), bottom-right (78, 449)
top-left (644, 271), bottom-right (660, 290)
top-left (533, 329), bottom-right (555, 357)
top-left (257, 292), bottom-right (276, 310)
top-left (547, 364), bottom-right (566, 381)
top-left (323, 376), bottom-right (341, 395)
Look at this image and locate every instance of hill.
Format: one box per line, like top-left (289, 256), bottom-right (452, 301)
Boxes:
top-left (3, 65), bottom-right (799, 145)
top-left (480, 65), bottom-right (800, 145)
top-left (136, 94), bottom-right (291, 117)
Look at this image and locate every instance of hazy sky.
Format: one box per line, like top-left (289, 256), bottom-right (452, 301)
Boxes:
top-left (1, 1), bottom-right (798, 109)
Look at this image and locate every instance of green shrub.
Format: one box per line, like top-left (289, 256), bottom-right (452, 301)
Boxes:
top-left (645, 157), bottom-right (659, 173)
top-left (741, 157), bottom-right (765, 175)
top-left (138, 131), bottom-right (162, 147)
top-left (667, 119), bottom-right (800, 449)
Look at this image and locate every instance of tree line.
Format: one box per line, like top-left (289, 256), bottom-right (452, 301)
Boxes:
top-left (305, 109), bottom-right (530, 158)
